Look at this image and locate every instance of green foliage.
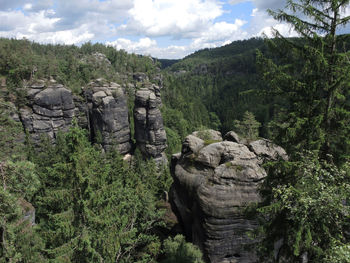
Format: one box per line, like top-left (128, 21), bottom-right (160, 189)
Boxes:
top-left (0, 97), bottom-right (45, 261)
top-left (162, 37), bottom-right (271, 138)
top-left (0, 161), bottom-right (44, 262)
top-left (0, 38), bottom-right (160, 99)
top-left (257, 0), bottom-right (350, 164)
top-left (256, 152), bottom-right (350, 262)
top-left (254, 2), bottom-right (350, 262)
top-left (233, 111), bottom-right (261, 141)
top-left (164, 127), bottom-right (182, 158)
top-left (324, 241), bottom-right (350, 263)
top-left (161, 235), bottom-right (204, 263)
top-left (133, 148), bottom-right (173, 198)
top-left (0, 100), bottom-right (25, 161)
top-left (30, 125), bottom-right (168, 262)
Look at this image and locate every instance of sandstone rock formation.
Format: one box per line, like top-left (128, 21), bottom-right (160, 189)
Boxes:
top-left (170, 130), bottom-right (287, 263)
top-left (84, 79), bottom-right (132, 154)
top-left (20, 80), bottom-right (77, 144)
top-left (134, 84), bottom-right (167, 164)
top-left (18, 78), bottom-right (167, 162)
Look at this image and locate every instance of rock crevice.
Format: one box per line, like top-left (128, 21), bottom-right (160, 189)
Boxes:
top-left (134, 84), bottom-right (167, 164)
top-left (18, 79), bottom-right (167, 163)
top-left (170, 130), bottom-right (287, 263)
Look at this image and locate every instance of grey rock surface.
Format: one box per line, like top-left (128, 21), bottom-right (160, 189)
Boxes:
top-left (170, 130), bottom-right (286, 263)
top-left (133, 72), bottom-right (149, 83)
top-left (18, 78), bottom-right (168, 159)
top-left (134, 84), bottom-right (167, 164)
top-left (84, 79), bottom-right (131, 154)
top-left (224, 130), bottom-right (244, 144)
top-left (20, 81), bottom-right (76, 144)
top-left (248, 139), bottom-right (288, 162)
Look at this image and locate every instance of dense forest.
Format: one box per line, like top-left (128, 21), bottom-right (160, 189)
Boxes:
top-left (0, 0), bottom-right (350, 262)
top-left (0, 38), bottom-right (204, 262)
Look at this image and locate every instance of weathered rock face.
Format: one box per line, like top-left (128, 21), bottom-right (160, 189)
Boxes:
top-left (170, 131), bottom-right (287, 263)
top-left (84, 79), bottom-right (132, 154)
top-left (18, 78), bottom-right (167, 160)
top-left (134, 84), bottom-right (167, 164)
top-left (20, 80), bottom-right (77, 144)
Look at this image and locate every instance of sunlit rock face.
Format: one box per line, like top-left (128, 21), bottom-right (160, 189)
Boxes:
top-left (170, 130), bottom-right (287, 263)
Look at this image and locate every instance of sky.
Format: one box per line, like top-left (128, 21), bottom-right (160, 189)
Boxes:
top-left (0, 0), bottom-right (349, 59)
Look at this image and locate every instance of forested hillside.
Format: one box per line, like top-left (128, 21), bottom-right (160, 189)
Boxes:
top-left (0, 38), bottom-right (204, 262)
top-left (161, 34), bottom-right (350, 157)
top-left (0, 0), bottom-right (350, 262)
top-left (160, 38), bottom-right (270, 155)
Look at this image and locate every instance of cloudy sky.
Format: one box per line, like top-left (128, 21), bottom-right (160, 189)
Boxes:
top-left (0, 0), bottom-right (349, 59)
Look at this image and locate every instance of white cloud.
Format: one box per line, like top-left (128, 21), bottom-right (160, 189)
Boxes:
top-left (0, 9), bottom-right (94, 45)
top-left (0, 0), bottom-right (26, 11)
top-left (229, 0), bottom-right (248, 5)
top-left (230, 0), bottom-right (286, 10)
top-left (107, 37), bottom-right (157, 54)
top-left (108, 38), bottom-right (190, 59)
top-left (106, 0), bottom-right (250, 58)
top-left (258, 23), bottom-right (298, 38)
top-left (121, 0), bottom-right (224, 38)
top-left (2, 0), bottom-right (348, 59)
top-left (245, 6), bottom-right (300, 38)
top-left (0, 0), bottom-right (133, 44)
top-left (0, 10), bottom-right (60, 33)
top-left (106, 18), bottom-right (248, 59)
top-left (190, 20), bottom-right (247, 49)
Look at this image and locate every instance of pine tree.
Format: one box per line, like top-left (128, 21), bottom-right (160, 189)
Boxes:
top-left (0, 99), bottom-right (45, 262)
top-left (256, 152), bottom-right (350, 262)
top-left (233, 111), bottom-right (261, 141)
top-left (34, 125), bottom-right (105, 262)
top-left (257, 0), bottom-right (350, 163)
top-left (33, 124), bottom-right (163, 262)
top-left (255, 1), bottom-right (350, 262)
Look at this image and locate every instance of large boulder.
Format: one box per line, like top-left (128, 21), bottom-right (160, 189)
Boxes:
top-left (170, 131), bottom-right (287, 263)
top-left (20, 80), bottom-right (77, 144)
top-left (134, 84), bottom-right (167, 164)
top-left (84, 79), bottom-right (132, 154)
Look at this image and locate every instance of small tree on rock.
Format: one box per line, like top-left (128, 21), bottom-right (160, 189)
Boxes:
top-left (233, 111), bottom-right (261, 141)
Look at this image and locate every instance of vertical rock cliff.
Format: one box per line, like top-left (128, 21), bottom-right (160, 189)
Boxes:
top-left (18, 78), bottom-right (167, 163)
top-left (170, 130), bottom-right (287, 263)
top-left (20, 80), bottom-right (78, 144)
top-left (84, 79), bottom-right (132, 154)
top-left (134, 84), bottom-right (167, 164)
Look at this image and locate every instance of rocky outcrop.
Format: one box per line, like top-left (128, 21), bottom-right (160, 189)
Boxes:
top-left (18, 198), bottom-right (36, 226)
top-left (170, 131), bottom-right (287, 263)
top-left (84, 79), bottom-right (132, 154)
top-left (134, 84), bottom-right (167, 164)
top-left (20, 80), bottom-right (77, 144)
top-left (18, 78), bottom-right (167, 161)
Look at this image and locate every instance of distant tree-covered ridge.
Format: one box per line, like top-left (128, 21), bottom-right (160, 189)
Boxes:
top-left (0, 38), bottom-right (161, 97)
top-left (161, 33), bottom-right (350, 156)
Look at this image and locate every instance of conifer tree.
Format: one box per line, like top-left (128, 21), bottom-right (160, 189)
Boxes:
top-left (257, 0), bottom-right (350, 163)
top-left (233, 111), bottom-right (261, 141)
top-left (0, 100), bottom-right (44, 262)
top-left (33, 124), bottom-right (163, 262)
top-left (255, 1), bottom-right (350, 262)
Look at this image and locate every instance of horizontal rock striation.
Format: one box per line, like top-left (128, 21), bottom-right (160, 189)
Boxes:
top-left (18, 78), bottom-right (167, 162)
top-left (170, 130), bottom-right (287, 263)
top-left (20, 80), bottom-right (77, 144)
top-left (134, 84), bottom-right (167, 164)
top-left (84, 79), bottom-right (132, 154)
